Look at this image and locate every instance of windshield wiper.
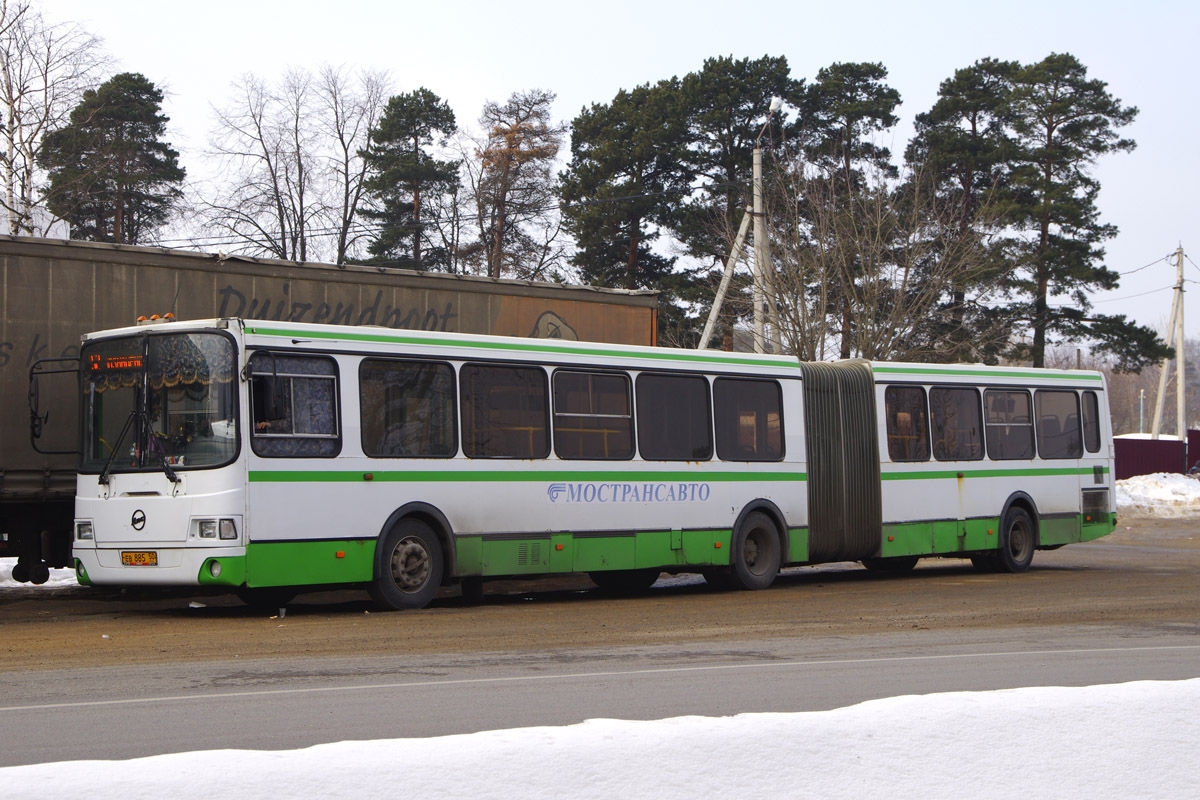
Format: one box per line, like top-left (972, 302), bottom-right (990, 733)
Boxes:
top-left (159, 455), bottom-right (181, 484)
top-left (98, 410), bottom-right (137, 486)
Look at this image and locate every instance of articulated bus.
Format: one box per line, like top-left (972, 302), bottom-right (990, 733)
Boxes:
top-left (70, 317), bottom-right (1116, 608)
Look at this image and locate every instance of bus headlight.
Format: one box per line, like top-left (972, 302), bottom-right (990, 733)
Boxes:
top-left (219, 519), bottom-right (237, 540)
top-left (75, 521), bottom-right (94, 540)
top-left (209, 560), bottom-right (223, 578)
top-left (198, 520), bottom-right (217, 538)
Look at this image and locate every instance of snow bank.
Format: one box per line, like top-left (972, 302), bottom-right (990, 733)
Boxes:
top-left (0, 558), bottom-right (78, 589)
top-left (1116, 472), bottom-right (1200, 517)
top-left (1, 679), bottom-right (1197, 799)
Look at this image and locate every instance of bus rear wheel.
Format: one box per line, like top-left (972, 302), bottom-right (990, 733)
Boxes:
top-left (996, 507), bottom-right (1036, 573)
top-left (730, 511), bottom-right (781, 590)
top-left (370, 519), bottom-right (443, 610)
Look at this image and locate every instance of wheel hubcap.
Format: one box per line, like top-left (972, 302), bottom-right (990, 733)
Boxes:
top-left (389, 537), bottom-right (431, 592)
top-left (1009, 522), bottom-right (1031, 560)
top-left (744, 530), bottom-right (769, 576)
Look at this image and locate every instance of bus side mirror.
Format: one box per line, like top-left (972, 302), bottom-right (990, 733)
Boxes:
top-left (29, 357), bottom-right (81, 455)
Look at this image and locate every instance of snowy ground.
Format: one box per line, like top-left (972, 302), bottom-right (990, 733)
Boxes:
top-left (2, 679), bottom-right (1197, 799)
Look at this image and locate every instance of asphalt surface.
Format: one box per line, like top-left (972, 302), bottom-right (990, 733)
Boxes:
top-left (1, 517), bottom-right (1198, 766)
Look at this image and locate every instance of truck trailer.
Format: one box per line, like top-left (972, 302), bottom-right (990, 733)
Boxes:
top-left (0, 236), bottom-right (657, 582)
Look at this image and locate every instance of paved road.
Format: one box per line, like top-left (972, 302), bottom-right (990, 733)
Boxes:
top-left (2, 518), bottom-right (1199, 767)
top-left (2, 627), bottom-right (1199, 766)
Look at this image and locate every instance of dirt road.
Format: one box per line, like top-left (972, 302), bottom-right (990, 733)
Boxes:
top-left (2, 517), bottom-right (1197, 673)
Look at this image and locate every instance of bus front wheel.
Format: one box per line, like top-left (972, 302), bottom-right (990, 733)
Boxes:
top-left (730, 511), bottom-right (781, 591)
top-left (370, 519), bottom-right (443, 610)
top-left (995, 507), bottom-right (1035, 573)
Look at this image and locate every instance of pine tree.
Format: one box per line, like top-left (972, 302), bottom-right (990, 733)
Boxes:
top-left (676, 55), bottom-right (803, 261)
top-left (904, 58), bottom-right (1019, 361)
top-left (560, 79), bottom-right (689, 290)
top-left (795, 62), bottom-right (901, 357)
top-left (1004, 53), bottom-right (1160, 368)
top-left (39, 72), bottom-right (183, 243)
top-left (360, 88), bottom-right (458, 270)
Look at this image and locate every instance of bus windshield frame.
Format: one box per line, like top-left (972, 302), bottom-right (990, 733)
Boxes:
top-left (79, 330), bottom-right (240, 475)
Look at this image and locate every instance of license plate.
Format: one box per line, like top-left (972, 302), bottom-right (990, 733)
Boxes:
top-left (121, 551), bottom-right (158, 566)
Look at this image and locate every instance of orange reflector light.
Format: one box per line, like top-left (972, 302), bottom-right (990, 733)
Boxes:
top-left (335, 551), bottom-right (345, 559)
top-left (715, 542), bottom-right (722, 548)
top-left (555, 544), bottom-right (563, 551)
top-left (1085, 515), bottom-right (1091, 522)
top-left (887, 536), bottom-right (894, 542)
top-left (988, 529), bottom-right (994, 535)
top-left (363, 473), bottom-right (373, 481)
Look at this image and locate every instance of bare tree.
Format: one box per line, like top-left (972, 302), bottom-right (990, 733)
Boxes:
top-left (316, 64), bottom-right (387, 265)
top-left (768, 151), bottom-right (1010, 362)
top-left (0, 0), bottom-right (107, 235)
top-left (203, 65), bottom-right (388, 263)
top-left (472, 89), bottom-right (565, 279)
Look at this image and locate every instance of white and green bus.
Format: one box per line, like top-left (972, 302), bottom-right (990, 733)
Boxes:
top-left (71, 317), bottom-right (1116, 609)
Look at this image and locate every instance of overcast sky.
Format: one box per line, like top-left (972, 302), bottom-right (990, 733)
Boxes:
top-left (46, 0), bottom-right (1199, 340)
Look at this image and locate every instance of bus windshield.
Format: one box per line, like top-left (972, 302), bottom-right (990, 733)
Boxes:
top-left (80, 331), bottom-right (238, 473)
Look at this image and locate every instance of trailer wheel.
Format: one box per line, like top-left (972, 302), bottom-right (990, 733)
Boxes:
top-left (28, 563), bottom-right (50, 585)
top-left (730, 511), bottom-right (781, 590)
top-left (996, 507), bottom-right (1036, 573)
top-left (10, 561), bottom-right (30, 583)
top-left (369, 519), bottom-right (443, 610)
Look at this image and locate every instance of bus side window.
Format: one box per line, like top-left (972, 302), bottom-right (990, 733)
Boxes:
top-left (929, 387), bottom-right (983, 461)
top-left (248, 352), bottom-right (340, 458)
top-left (884, 385), bottom-right (928, 461)
top-left (713, 378), bottom-right (783, 462)
top-left (984, 389), bottom-right (1034, 460)
top-left (553, 371), bottom-right (633, 460)
top-left (635, 373), bottom-right (712, 461)
top-left (1081, 391), bottom-right (1101, 453)
top-left (359, 359), bottom-right (456, 458)
top-left (1036, 390), bottom-right (1082, 459)
top-left (461, 363), bottom-right (549, 459)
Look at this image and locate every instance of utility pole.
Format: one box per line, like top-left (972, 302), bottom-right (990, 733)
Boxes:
top-left (1151, 247), bottom-right (1187, 451)
top-left (700, 97), bottom-right (783, 352)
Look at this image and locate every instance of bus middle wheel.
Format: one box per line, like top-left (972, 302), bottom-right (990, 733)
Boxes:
top-left (370, 519), bottom-right (443, 610)
top-left (730, 511), bottom-right (781, 591)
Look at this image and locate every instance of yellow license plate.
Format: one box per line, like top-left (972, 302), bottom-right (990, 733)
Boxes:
top-left (121, 551), bottom-right (158, 566)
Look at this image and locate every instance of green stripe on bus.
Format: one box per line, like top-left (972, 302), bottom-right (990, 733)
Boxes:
top-left (249, 469), bottom-right (807, 483)
top-left (246, 326), bottom-right (798, 369)
top-left (872, 365), bottom-right (1103, 381)
top-left (881, 466), bottom-right (1108, 480)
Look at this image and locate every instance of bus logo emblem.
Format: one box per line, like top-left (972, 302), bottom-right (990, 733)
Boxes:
top-left (131, 510), bottom-right (146, 530)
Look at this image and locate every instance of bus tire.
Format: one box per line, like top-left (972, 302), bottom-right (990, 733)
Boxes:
top-left (861, 556), bottom-right (919, 573)
top-left (996, 507), bottom-right (1035, 573)
top-left (370, 519), bottom-right (443, 610)
top-left (730, 511), bottom-right (781, 590)
top-left (589, 568), bottom-right (660, 595)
